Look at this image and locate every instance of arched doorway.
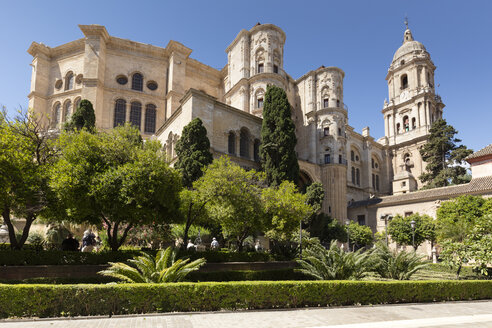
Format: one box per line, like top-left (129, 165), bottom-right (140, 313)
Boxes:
top-left (298, 170), bottom-right (314, 193)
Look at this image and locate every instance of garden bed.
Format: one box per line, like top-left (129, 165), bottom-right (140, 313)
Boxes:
top-left (1, 280), bottom-right (491, 318)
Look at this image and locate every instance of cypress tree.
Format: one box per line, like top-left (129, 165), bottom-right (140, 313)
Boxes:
top-left (175, 117), bottom-right (213, 188)
top-left (65, 99), bottom-right (96, 132)
top-left (260, 85), bottom-right (299, 185)
top-left (419, 118), bottom-right (473, 189)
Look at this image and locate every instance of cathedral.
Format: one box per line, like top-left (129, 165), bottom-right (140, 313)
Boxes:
top-left (27, 23), bottom-right (492, 252)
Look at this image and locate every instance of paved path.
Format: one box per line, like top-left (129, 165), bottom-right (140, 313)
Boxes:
top-left (1, 301), bottom-right (492, 328)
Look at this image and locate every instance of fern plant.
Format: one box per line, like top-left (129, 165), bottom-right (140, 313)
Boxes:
top-left (371, 243), bottom-right (428, 280)
top-left (297, 240), bottom-right (372, 280)
top-left (98, 247), bottom-right (206, 283)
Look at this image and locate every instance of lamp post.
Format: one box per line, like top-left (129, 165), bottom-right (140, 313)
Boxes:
top-left (299, 219), bottom-right (303, 260)
top-left (345, 220), bottom-right (350, 252)
top-left (410, 220), bottom-right (416, 250)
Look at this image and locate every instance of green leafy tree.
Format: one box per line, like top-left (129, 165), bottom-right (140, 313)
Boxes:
top-left (260, 85), bottom-right (299, 185)
top-left (194, 157), bottom-right (265, 251)
top-left (371, 243), bottom-right (429, 280)
top-left (99, 247), bottom-right (206, 283)
top-left (65, 99), bottom-right (96, 132)
top-left (305, 182), bottom-right (324, 214)
top-left (175, 118), bottom-right (213, 188)
top-left (436, 195), bottom-right (486, 242)
top-left (419, 119), bottom-right (473, 189)
top-left (262, 180), bottom-right (312, 242)
top-left (0, 109), bottom-right (57, 249)
top-left (308, 214), bottom-right (348, 245)
top-left (436, 196), bottom-right (491, 277)
top-left (387, 213), bottom-right (436, 250)
top-left (174, 118), bottom-right (213, 247)
top-left (297, 240), bottom-right (372, 280)
top-left (347, 222), bottom-right (373, 250)
top-left (49, 124), bottom-right (182, 251)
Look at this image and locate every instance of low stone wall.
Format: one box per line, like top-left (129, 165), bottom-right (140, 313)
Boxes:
top-left (0, 261), bottom-right (296, 280)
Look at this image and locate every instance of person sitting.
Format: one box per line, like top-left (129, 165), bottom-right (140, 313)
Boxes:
top-left (61, 233), bottom-right (79, 251)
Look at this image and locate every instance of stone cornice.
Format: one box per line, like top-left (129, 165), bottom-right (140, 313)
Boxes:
top-left (187, 58), bottom-right (222, 81)
top-left (296, 66), bottom-right (345, 84)
top-left (27, 39), bottom-right (85, 59)
top-left (165, 40), bottom-right (192, 58)
top-left (225, 29), bottom-right (250, 53)
top-left (223, 78), bottom-right (249, 98)
top-left (108, 37), bottom-right (168, 59)
top-left (79, 25), bottom-right (110, 42)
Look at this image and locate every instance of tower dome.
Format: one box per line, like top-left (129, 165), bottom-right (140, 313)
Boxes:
top-left (392, 27), bottom-right (429, 63)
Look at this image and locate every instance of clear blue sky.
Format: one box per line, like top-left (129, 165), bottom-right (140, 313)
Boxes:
top-left (1, 0), bottom-right (491, 151)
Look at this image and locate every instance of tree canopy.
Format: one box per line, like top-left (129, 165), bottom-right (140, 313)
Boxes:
top-left (419, 119), bottom-right (473, 189)
top-left (387, 213), bottom-right (436, 250)
top-left (347, 221), bottom-right (374, 250)
top-left (65, 99), bottom-right (96, 132)
top-left (174, 118), bottom-right (213, 188)
top-left (194, 157), bottom-right (265, 251)
top-left (49, 124), bottom-right (182, 251)
top-left (0, 109), bottom-right (56, 249)
top-left (260, 85), bottom-right (299, 186)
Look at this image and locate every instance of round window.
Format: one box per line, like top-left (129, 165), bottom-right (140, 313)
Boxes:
top-left (375, 163), bottom-right (379, 169)
top-left (55, 79), bottom-right (63, 90)
top-left (116, 75), bottom-right (128, 85)
top-left (147, 81), bottom-right (158, 91)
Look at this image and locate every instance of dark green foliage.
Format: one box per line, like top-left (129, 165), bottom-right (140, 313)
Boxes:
top-left (297, 240), bottom-right (372, 280)
top-left (2, 280), bottom-right (491, 318)
top-left (305, 182), bottom-right (324, 213)
top-left (308, 214), bottom-right (347, 244)
top-left (371, 243), bottom-right (429, 280)
top-left (260, 85), bottom-right (299, 185)
top-left (65, 99), bottom-right (96, 132)
top-left (175, 118), bottom-right (213, 188)
top-left (388, 213), bottom-right (436, 250)
top-left (419, 119), bottom-right (473, 189)
top-left (346, 222), bottom-right (374, 250)
top-left (0, 249), bottom-right (274, 266)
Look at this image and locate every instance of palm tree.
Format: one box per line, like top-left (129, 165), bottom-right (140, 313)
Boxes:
top-left (297, 240), bottom-right (372, 280)
top-left (99, 247), bottom-right (206, 283)
top-left (371, 243), bottom-right (428, 280)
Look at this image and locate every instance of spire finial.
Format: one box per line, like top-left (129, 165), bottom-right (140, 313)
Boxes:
top-left (404, 16), bottom-right (409, 29)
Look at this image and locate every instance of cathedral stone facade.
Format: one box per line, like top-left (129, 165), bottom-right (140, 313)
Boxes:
top-left (29, 23), bottom-right (480, 240)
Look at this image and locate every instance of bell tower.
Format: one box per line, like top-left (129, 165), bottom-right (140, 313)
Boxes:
top-left (382, 21), bottom-right (445, 194)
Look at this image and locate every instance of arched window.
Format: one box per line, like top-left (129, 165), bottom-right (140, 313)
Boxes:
top-left (113, 99), bottom-right (126, 127)
top-left (144, 104), bottom-right (156, 133)
top-left (372, 173), bottom-right (375, 189)
top-left (412, 117), bottom-right (416, 129)
top-left (396, 123), bottom-right (401, 134)
top-left (132, 73), bottom-right (143, 91)
top-left (356, 168), bottom-right (360, 186)
top-left (401, 74), bottom-right (408, 89)
top-left (403, 116), bottom-right (409, 132)
top-left (351, 167), bottom-right (355, 184)
top-left (255, 88), bottom-right (265, 108)
top-left (130, 101), bottom-right (142, 130)
top-left (240, 128), bottom-right (250, 158)
top-left (376, 175), bottom-right (380, 191)
top-left (53, 103), bottom-right (61, 127)
top-left (64, 100), bottom-right (72, 122)
top-left (254, 139), bottom-right (260, 162)
top-left (228, 132), bottom-right (236, 155)
top-left (371, 158), bottom-right (375, 169)
top-left (351, 150), bottom-right (355, 162)
top-left (65, 72), bottom-right (74, 91)
top-left (255, 48), bottom-right (265, 74)
top-left (74, 98), bottom-right (81, 111)
top-left (324, 153), bottom-right (331, 164)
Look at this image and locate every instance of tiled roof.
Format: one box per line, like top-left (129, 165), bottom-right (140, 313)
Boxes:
top-left (467, 144), bottom-right (492, 160)
top-left (350, 175), bottom-right (492, 208)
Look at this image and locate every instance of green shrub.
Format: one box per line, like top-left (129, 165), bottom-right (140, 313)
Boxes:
top-left (371, 243), bottom-right (429, 280)
top-left (1, 280), bottom-right (491, 318)
top-left (99, 247), bottom-right (206, 283)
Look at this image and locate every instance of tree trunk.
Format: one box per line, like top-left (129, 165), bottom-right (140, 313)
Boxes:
top-left (182, 202), bottom-right (194, 249)
top-left (2, 208), bottom-right (35, 250)
top-left (456, 263), bottom-right (462, 280)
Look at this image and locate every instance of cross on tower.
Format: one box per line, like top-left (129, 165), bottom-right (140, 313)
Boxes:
top-left (404, 16), bottom-right (409, 29)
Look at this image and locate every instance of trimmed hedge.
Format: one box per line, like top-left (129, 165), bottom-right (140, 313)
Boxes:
top-left (0, 249), bottom-right (274, 266)
top-left (1, 280), bottom-right (491, 318)
top-left (186, 269), bottom-right (309, 282)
